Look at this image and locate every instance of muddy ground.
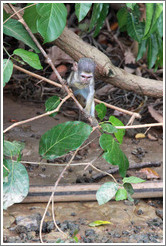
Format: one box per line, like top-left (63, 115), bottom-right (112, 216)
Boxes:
top-left (3, 95), bottom-right (163, 243)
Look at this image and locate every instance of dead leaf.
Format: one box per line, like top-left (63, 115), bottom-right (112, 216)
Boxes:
top-left (138, 168), bottom-right (160, 179)
top-left (124, 66), bottom-right (135, 74)
top-left (46, 46), bottom-right (74, 66)
top-left (96, 84), bottom-right (115, 96)
top-left (147, 133), bottom-right (158, 141)
top-left (135, 133), bottom-right (146, 139)
top-left (49, 65), bottom-right (68, 81)
top-left (124, 48), bottom-right (136, 64)
top-left (148, 106), bottom-right (163, 123)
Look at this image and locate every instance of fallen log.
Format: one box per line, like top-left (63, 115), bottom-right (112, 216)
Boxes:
top-left (54, 27), bottom-right (163, 98)
top-left (22, 181), bottom-right (163, 203)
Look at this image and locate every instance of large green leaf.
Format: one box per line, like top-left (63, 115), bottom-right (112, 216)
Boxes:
top-left (36, 3), bottom-right (67, 43)
top-left (109, 116), bottom-right (125, 144)
top-left (95, 103), bottom-right (107, 120)
top-left (117, 7), bottom-right (128, 31)
top-left (3, 59), bottom-right (13, 87)
top-left (144, 3), bottom-right (163, 38)
top-left (126, 3), bottom-right (137, 10)
top-left (147, 34), bottom-right (158, 69)
top-left (3, 160), bottom-right (29, 209)
top-left (13, 49), bottom-right (43, 70)
top-left (96, 182), bottom-right (119, 205)
top-left (94, 3), bottom-right (109, 37)
top-left (89, 3), bottom-right (103, 31)
top-left (99, 134), bottom-right (129, 177)
top-left (4, 140), bottom-right (25, 157)
top-left (3, 18), bottom-right (40, 53)
top-left (39, 121), bottom-right (92, 160)
top-left (75, 3), bottom-right (92, 22)
top-left (101, 123), bottom-right (117, 133)
top-left (23, 4), bottom-right (39, 33)
top-left (127, 13), bottom-right (144, 42)
top-left (45, 95), bottom-right (60, 117)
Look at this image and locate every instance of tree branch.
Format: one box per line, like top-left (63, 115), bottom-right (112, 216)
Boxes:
top-left (54, 27), bottom-right (163, 98)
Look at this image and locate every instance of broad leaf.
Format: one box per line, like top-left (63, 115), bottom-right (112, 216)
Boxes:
top-left (3, 18), bottom-right (40, 53)
top-left (127, 13), bottom-right (144, 42)
top-left (147, 34), bottom-right (158, 68)
top-left (3, 159), bottom-right (9, 183)
top-left (136, 39), bottom-right (147, 61)
top-left (123, 183), bottom-right (134, 202)
top-left (39, 121), bottom-right (92, 160)
top-left (101, 123), bottom-right (117, 133)
top-left (157, 12), bottom-right (163, 38)
top-left (117, 7), bottom-right (128, 31)
top-left (13, 49), bottom-right (43, 70)
top-left (109, 116), bottom-right (125, 144)
top-left (3, 59), bottom-right (13, 87)
top-left (4, 140), bottom-right (25, 157)
top-left (89, 3), bottom-right (103, 31)
top-left (144, 3), bottom-right (154, 37)
top-left (123, 176), bottom-right (145, 184)
top-left (95, 103), bottom-right (107, 120)
top-left (96, 182), bottom-right (119, 205)
top-left (100, 134), bottom-right (129, 177)
top-left (89, 220), bottom-right (112, 227)
top-left (94, 3), bottom-right (109, 37)
top-left (36, 3), bottom-right (67, 43)
top-left (23, 4), bottom-right (39, 33)
top-left (75, 3), bottom-right (92, 22)
top-left (45, 95), bottom-right (60, 117)
top-left (3, 9), bottom-right (10, 21)
top-left (3, 160), bottom-right (29, 209)
top-left (115, 188), bottom-right (127, 201)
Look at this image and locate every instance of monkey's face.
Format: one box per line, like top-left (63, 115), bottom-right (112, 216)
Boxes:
top-left (80, 72), bottom-right (93, 85)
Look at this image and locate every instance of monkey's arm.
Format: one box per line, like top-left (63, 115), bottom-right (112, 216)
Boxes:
top-left (84, 85), bottom-right (95, 116)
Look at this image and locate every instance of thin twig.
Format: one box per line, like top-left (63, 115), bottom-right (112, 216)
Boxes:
top-left (3, 94), bottom-right (71, 133)
top-left (116, 122), bottom-right (163, 129)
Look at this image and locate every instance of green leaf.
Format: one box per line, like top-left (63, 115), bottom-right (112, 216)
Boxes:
top-left (3, 159), bottom-right (9, 183)
top-left (117, 7), bottom-right (128, 30)
top-left (157, 12), bottom-right (163, 38)
top-left (127, 13), bottom-right (144, 42)
top-left (13, 49), bottom-right (43, 70)
top-left (144, 3), bottom-right (163, 38)
top-left (89, 220), bottom-right (112, 227)
top-left (109, 116), bottom-right (125, 144)
top-left (36, 3), bottom-right (67, 43)
top-left (147, 34), bottom-right (158, 69)
top-left (3, 160), bottom-right (29, 209)
top-left (126, 3), bottom-right (137, 10)
top-left (96, 182), bottom-right (119, 205)
top-left (93, 3), bottom-right (109, 37)
top-left (89, 3), bottom-right (103, 31)
top-left (101, 123), bottom-right (117, 133)
top-left (136, 39), bottom-right (147, 61)
top-left (23, 4), bottom-right (39, 33)
top-left (4, 140), bottom-right (25, 157)
top-left (75, 3), bottom-right (92, 22)
top-left (123, 176), bottom-right (146, 184)
top-left (39, 121), bottom-right (92, 160)
top-left (3, 9), bottom-right (10, 21)
top-left (3, 18), bottom-right (40, 53)
top-left (3, 59), bottom-right (13, 87)
top-left (95, 103), bottom-right (107, 120)
top-left (115, 188), bottom-right (127, 201)
top-left (45, 95), bottom-right (60, 117)
top-left (99, 134), bottom-right (129, 177)
top-left (123, 183), bottom-right (134, 195)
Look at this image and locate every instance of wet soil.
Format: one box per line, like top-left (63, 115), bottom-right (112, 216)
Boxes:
top-left (3, 95), bottom-right (163, 243)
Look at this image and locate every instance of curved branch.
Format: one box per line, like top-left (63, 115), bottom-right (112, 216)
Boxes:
top-left (54, 27), bottom-right (163, 98)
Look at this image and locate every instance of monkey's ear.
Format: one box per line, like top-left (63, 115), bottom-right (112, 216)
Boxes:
top-left (72, 62), bottom-right (78, 71)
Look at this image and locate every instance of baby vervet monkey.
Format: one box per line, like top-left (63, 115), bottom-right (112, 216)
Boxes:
top-left (67, 57), bottom-right (96, 118)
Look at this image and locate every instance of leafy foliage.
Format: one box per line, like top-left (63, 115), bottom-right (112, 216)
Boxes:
top-left (3, 59), bottom-right (13, 87)
top-left (100, 134), bottom-right (129, 177)
top-left (96, 182), bottom-right (119, 205)
top-left (13, 49), bottom-right (43, 70)
top-left (39, 121), bottom-right (92, 160)
top-left (109, 116), bottom-right (125, 144)
top-left (75, 3), bottom-right (92, 22)
top-left (95, 103), bottom-right (107, 120)
top-left (117, 3), bottom-right (163, 69)
top-left (100, 123), bottom-right (117, 133)
top-left (45, 95), bottom-right (60, 117)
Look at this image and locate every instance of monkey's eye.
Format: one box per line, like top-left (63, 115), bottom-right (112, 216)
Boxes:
top-left (81, 75), bottom-right (92, 79)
